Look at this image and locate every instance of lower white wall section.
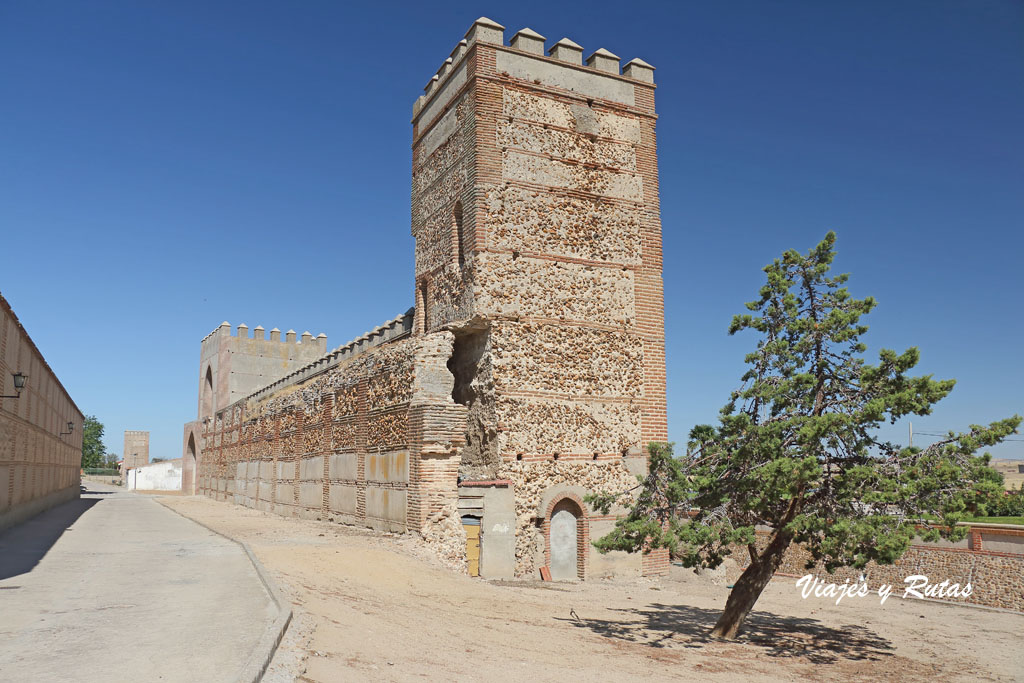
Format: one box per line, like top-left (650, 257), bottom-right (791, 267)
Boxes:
top-left (127, 459), bottom-right (182, 491)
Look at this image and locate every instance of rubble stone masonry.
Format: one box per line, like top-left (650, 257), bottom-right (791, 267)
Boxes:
top-left (192, 17), bottom-right (670, 579)
top-left (186, 20), bottom-right (1022, 598)
top-left (411, 19), bottom-right (667, 576)
top-left (197, 324), bottom-right (467, 536)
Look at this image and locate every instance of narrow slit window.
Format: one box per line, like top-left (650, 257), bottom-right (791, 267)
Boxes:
top-left (419, 280), bottom-right (429, 333)
top-left (454, 201), bottom-right (465, 268)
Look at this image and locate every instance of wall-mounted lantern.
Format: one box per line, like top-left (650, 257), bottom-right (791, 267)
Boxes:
top-left (60, 421), bottom-right (74, 436)
top-left (1, 372), bottom-right (27, 399)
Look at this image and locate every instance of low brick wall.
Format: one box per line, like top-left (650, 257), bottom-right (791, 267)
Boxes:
top-left (732, 527), bottom-right (1024, 612)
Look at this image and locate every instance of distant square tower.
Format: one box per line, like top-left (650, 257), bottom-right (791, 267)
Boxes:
top-left (197, 323), bottom-right (328, 422)
top-left (182, 323), bottom-right (328, 495)
top-left (123, 430), bottom-right (150, 474)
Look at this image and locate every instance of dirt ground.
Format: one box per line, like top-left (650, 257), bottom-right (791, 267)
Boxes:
top-left (157, 496), bottom-right (1024, 683)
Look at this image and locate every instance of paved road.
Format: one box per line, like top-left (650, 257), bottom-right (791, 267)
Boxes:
top-left (0, 483), bottom-right (275, 682)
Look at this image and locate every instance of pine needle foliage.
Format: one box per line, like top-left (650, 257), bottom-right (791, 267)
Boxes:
top-left (588, 232), bottom-right (1020, 638)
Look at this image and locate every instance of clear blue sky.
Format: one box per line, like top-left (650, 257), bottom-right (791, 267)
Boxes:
top-left (2, 1), bottom-right (1021, 460)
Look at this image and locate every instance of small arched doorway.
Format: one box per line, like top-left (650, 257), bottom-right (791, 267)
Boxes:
top-left (549, 498), bottom-right (584, 581)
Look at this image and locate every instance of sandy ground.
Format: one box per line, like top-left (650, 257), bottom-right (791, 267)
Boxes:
top-left (159, 496), bottom-right (1024, 683)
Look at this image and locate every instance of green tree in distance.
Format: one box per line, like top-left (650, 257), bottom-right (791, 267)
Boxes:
top-left (81, 415), bottom-right (107, 469)
top-left (589, 232), bottom-right (1020, 640)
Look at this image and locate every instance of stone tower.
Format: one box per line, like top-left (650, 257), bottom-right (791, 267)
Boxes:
top-left (196, 322), bottom-right (328, 422)
top-left (122, 430), bottom-right (149, 482)
top-left (181, 322), bottom-right (328, 495)
top-left (412, 19), bottom-right (667, 578)
top-left (181, 17), bottom-right (669, 580)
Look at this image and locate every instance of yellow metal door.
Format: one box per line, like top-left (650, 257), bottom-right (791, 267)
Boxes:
top-left (463, 521), bottom-right (480, 577)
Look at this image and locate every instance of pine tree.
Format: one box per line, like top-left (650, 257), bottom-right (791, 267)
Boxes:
top-left (589, 232), bottom-right (1020, 640)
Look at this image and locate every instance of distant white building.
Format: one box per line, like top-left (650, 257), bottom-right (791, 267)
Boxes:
top-left (126, 459), bottom-right (182, 491)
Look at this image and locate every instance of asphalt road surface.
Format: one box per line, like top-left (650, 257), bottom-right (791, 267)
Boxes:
top-left (0, 482), bottom-right (275, 682)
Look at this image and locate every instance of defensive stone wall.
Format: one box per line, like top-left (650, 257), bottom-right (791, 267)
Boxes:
top-left (197, 320), bottom-right (466, 535)
top-left (247, 311), bottom-right (412, 403)
top-left (189, 17), bottom-right (669, 581)
top-left (0, 292), bottom-right (83, 532)
top-left (198, 321), bottom-right (329, 420)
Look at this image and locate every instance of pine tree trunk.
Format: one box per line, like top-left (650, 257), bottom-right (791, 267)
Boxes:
top-left (710, 532), bottom-right (792, 640)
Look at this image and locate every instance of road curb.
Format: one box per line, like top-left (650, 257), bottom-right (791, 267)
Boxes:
top-left (157, 499), bottom-right (292, 683)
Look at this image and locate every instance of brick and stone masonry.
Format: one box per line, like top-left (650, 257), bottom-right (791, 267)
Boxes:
top-left (181, 321), bottom-right (330, 495)
top-left (411, 18), bottom-right (668, 578)
top-left (0, 292), bottom-right (83, 533)
top-left (181, 19), bottom-right (1024, 603)
top-left (186, 17), bottom-right (671, 580)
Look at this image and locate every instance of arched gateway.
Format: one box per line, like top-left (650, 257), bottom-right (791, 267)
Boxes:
top-left (548, 497), bottom-right (586, 581)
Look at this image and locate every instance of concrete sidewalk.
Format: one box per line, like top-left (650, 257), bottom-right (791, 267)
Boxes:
top-left (0, 482), bottom-right (276, 682)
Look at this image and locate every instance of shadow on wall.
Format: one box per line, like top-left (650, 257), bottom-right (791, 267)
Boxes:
top-left (556, 603), bottom-right (896, 665)
top-left (0, 490), bottom-right (102, 581)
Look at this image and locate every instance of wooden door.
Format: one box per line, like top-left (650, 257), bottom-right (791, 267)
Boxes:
top-left (462, 517), bottom-right (481, 577)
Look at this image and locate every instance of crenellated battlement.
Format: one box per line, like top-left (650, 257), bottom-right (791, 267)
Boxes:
top-left (412, 17), bottom-right (656, 119)
top-left (201, 321), bottom-right (326, 346)
top-left (245, 308), bottom-right (414, 404)
top-left (197, 320), bottom-right (331, 418)
top-left (200, 321), bottom-right (328, 358)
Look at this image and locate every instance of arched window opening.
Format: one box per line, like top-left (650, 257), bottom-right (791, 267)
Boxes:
top-left (201, 365), bottom-right (214, 419)
top-left (186, 433), bottom-right (198, 495)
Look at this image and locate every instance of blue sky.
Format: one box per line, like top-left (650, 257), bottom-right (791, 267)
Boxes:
top-left (1, 1), bottom-right (1021, 460)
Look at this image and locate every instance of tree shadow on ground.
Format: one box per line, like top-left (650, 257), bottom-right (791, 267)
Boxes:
top-left (557, 603), bottom-right (895, 665)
